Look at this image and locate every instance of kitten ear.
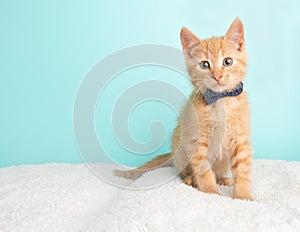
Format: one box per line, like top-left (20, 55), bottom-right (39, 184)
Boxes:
top-left (224, 18), bottom-right (244, 51)
top-left (180, 27), bottom-right (201, 57)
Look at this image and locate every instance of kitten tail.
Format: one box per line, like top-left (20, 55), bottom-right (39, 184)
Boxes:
top-left (114, 153), bottom-right (173, 179)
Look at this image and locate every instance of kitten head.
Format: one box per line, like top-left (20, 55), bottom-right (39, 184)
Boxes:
top-left (180, 18), bottom-right (247, 93)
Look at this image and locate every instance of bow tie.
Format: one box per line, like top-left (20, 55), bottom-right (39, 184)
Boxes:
top-left (203, 82), bottom-right (243, 105)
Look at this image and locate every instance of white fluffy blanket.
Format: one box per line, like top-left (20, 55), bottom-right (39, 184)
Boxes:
top-left (0, 160), bottom-right (299, 232)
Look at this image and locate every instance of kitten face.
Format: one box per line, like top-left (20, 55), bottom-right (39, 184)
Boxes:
top-left (180, 18), bottom-right (247, 92)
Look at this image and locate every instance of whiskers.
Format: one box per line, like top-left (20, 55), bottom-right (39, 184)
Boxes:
top-left (191, 74), bottom-right (243, 98)
top-left (192, 81), bottom-right (206, 102)
top-left (220, 76), bottom-right (242, 91)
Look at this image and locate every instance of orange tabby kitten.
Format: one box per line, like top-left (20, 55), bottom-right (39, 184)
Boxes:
top-left (115, 18), bottom-right (253, 200)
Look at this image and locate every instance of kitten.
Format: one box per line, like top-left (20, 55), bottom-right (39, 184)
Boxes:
top-left (115, 18), bottom-right (253, 200)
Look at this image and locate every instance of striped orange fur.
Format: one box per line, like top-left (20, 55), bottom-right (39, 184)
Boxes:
top-left (115, 18), bottom-right (253, 200)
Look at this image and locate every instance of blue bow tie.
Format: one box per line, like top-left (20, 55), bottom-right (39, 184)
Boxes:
top-left (203, 82), bottom-right (243, 105)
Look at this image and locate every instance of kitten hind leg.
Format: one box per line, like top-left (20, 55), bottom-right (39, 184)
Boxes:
top-left (180, 167), bottom-right (197, 188)
top-left (184, 175), bottom-right (197, 188)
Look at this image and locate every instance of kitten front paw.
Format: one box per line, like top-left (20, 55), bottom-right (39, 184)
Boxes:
top-left (233, 181), bottom-right (253, 200)
top-left (233, 192), bottom-right (254, 201)
top-left (200, 186), bottom-right (220, 195)
top-left (204, 189), bottom-right (220, 195)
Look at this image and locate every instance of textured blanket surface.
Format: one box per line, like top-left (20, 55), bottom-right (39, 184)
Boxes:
top-left (0, 160), bottom-right (299, 232)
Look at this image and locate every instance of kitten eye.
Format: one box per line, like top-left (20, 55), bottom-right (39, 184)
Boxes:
top-left (223, 57), bottom-right (233, 67)
top-left (199, 61), bottom-right (210, 70)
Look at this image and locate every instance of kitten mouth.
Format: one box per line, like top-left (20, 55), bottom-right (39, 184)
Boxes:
top-left (212, 83), bottom-right (227, 92)
top-left (213, 79), bottom-right (225, 86)
top-left (216, 82), bottom-right (225, 87)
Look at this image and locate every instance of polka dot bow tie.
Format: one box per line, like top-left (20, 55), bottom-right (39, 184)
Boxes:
top-left (203, 82), bottom-right (244, 105)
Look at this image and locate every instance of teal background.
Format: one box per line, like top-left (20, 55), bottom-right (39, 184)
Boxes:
top-left (1, 0), bottom-right (299, 167)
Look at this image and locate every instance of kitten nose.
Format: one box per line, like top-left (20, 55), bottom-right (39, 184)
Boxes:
top-left (212, 74), bottom-right (223, 82)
